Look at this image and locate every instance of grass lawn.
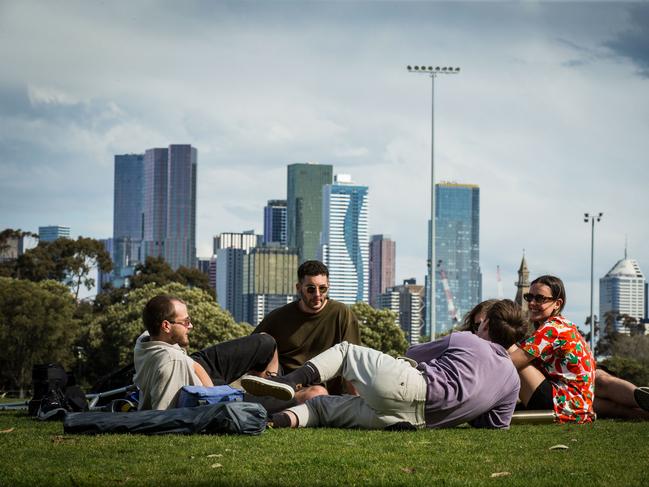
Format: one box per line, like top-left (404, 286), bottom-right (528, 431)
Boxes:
top-left (1, 409), bottom-right (647, 486)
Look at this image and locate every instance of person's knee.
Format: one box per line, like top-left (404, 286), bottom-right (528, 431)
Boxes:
top-left (295, 385), bottom-right (328, 403)
top-left (255, 332), bottom-right (277, 349)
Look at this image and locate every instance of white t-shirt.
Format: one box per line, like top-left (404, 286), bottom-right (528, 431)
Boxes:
top-left (133, 331), bottom-right (201, 410)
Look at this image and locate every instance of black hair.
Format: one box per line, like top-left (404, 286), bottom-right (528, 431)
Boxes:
top-left (297, 260), bottom-right (329, 281)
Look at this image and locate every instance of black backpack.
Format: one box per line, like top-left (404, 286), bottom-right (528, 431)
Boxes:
top-left (29, 363), bottom-right (88, 420)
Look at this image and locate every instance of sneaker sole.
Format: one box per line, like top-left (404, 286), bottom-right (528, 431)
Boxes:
top-left (634, 386), bottom-right (649, 412)
top-left (240, 375), bottom-right (295, 401)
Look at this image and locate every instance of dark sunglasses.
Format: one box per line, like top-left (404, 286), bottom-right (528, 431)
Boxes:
top-left (305, 285), bottom-right (328, 295)
top-left (523, 293), bottom-right (555, 304)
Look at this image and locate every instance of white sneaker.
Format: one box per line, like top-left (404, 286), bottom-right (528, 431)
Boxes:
top-left (240, 375), bottom-right (295, 401)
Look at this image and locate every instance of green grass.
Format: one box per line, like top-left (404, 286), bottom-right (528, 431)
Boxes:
top-left (1, 410), bottom-right (648, 486)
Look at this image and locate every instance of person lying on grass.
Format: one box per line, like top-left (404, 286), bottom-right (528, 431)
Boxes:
top-left (134, 294), bottom-right (326, 411)
top-left (240, 299), bottom-right (526, 430)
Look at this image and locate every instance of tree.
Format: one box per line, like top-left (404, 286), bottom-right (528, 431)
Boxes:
top-left (0, 228), bottom-right (38, 277)
top-left (351, 302), bottom-right (409, 357)
top-left (599, 355), bottom-right (649, 386)
top-left (13, 237), bottom-right (112, 299)
top-left (0, 277), bottom-right (79, 396)
top-left (128, 257), bottom-right (214, 298)
top-left (81, 282), bottom-right (250, 383)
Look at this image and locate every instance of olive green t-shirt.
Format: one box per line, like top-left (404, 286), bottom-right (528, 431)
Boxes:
top-left (254, 299), bottom-right (360, 394)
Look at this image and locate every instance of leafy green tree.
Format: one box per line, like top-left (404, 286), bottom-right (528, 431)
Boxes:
top-left (129, 257), bottom-right (178, 289)
top-left (599, 355), bottom-right (649, 386)
top-left (128, 256), bottom-right (214, 298)
top-left (81, 282), bottom-right (250, 383)
top-left (351, 302), bottom-right (409, 357)
top-left (13, 237), bottom-right (112, 299)
top-left (0, 277), bottom-right (79, 396)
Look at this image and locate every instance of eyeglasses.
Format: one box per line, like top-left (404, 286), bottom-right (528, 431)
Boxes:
top-left (523, 293), bottom-right (555, 304)
top-left (170, 317), bottom-right (192, 327)
top-left (304, 285), bottom-right (328, 295)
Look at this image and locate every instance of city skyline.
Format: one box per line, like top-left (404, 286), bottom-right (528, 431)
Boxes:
top-left (1, 1), bottom-right (648, 324)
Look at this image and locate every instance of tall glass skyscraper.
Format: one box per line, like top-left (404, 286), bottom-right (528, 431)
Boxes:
top-left (321, 174), bottom-right (369, 305)
top-left (287, 162), bottom-right (333, 262)
top-left (263, 199), bottom-right (287, 246)
top-left (433, 182), bottom-right (481, 334)
top-left (113, 154), bottom-right (144, 279)
top-left (141, 145), bottom-right (197, 270)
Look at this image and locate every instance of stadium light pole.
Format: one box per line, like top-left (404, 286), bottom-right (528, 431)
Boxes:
top-left (584, 212), bottom-right (603, 353)
top-left (407, 65), bottom-right (460, 340)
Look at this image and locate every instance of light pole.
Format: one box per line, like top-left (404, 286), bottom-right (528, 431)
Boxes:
top-left (584, 212), bottom-right (603, 353)
top-left (407, 65), bottom-right (460, 340)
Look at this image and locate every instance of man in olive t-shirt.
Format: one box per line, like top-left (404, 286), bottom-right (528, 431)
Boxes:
top-left (254, 260), bottom-right (360, 394)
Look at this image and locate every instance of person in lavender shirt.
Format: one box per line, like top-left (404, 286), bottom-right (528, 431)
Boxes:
top-left (241, 299), bottom-right (526, 430)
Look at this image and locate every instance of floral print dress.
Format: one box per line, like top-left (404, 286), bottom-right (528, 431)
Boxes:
top-left (519, 315), bottom-right (596, 423)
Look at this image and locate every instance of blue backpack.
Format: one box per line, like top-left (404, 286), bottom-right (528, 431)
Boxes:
top-left (176, 385), bottom-right (244, 408)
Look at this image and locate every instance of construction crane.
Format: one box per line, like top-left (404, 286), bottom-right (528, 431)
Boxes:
top-left (437, 260), bottom-right (459, 325)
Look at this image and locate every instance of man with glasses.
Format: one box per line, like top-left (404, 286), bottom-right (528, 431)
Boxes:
top-left (254, 260), bottom-right (360, 395)
top-left (134, 294), bottom-right (292, 410)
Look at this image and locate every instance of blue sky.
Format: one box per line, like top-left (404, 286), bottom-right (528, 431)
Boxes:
top-left (1, 0), bottom-right (648, 324)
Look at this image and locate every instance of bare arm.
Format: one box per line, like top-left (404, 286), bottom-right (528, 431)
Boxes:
top-left (193, 361), bottom-right (214, 387)
top-left (508, 344), bottom-right (534, 371)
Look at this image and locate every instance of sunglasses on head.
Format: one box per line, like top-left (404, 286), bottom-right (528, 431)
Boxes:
top-left (304, 285), bottom-right (328, 294)
top-left (523, 293), bottom-right (555, 304)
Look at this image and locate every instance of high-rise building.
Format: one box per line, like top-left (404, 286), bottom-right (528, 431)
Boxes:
top-left (369, 234), bottom-right (396, 308)
top-left (214, 231), bottom-right (259, 254)
top-left (214, 231), bottom-right (261, 321)
top-left (599, 253), bottom-right (646, 335)
top-left (216, 247), bottom-right (246, 322)
top-left (38, 225), bottom-right (70, 242)
top-left (321, 174), bottom-right (369, 305)
top-left (287, 162), bottom-right (333, 262)
top-left (113, 154), bottom-right (144, 283)
top-left (263, 200), bottom-right (287, 246)
top-left (243, 246), bottom-right (299, 325)
top-left (378, 280), bottom-right (424, 344)
top-left (433, 182), bottom-right (481, 335)
top-left (141, 145), bottom-right (197, 270)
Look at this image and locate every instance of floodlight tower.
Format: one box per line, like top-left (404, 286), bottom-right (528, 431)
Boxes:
top-left (407, 65), bottom-right (460, 340)
top-left (584, 212), bottom-right (603, 353)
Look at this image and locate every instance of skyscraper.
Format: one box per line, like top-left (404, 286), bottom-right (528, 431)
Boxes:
top-left (113, 153), bottom-right (144, 281)
top-left (214, 231), bottom-right (259, 254)
top-left (599, 253), bottom-right (646, 335)
top-left (263, 200), bottom-right (287, 246)
top-left (214, 231), bottom-right (261, 321)
top-left (369, 234), bottom-right (396, 308)
top-left (287, 162), bottom-right (333, 262)
top-left (243, 246), bottom-right (298, 325)
top-left (216, 247), bottom-right (246, 322)
top-left (433, 182), bottom-right (481, 334)
top-left (38, 225), bottom-right (70, 242)
top-left (321, 174), bottom-right (369, 305)
top-left (141, 145), bottom-right (197, 270)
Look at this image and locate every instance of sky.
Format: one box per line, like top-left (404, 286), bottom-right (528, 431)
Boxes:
top-left (1, 0), bottom-right (648, 325)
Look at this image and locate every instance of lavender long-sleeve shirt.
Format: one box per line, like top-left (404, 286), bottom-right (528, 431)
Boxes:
top-left (406, 331), bottom-right (520, 429)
